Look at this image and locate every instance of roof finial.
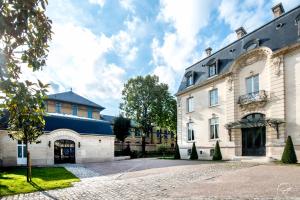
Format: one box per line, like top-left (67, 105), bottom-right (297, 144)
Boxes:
top-left (70, 87), bottom-right (72, 92)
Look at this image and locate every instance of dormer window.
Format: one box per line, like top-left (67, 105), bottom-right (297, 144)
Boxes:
top-left (206, 58), bottom-right (219, 77)
top-left (244, 39), bottom-right (260, 51)
top-left (295, 14), bottom-right (300, 36)
top-left (187, 75), bottom-right (193, 86)
top-left (185, 71), bottom-right (194, 87)
top-left (209, 63), bottom-right (217, 77)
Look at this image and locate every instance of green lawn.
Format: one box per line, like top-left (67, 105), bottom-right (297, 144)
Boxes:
top-left (0, 167), bottom-right (79, 196)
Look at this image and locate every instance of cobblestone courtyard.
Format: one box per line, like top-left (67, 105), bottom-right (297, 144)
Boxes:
top-left (2, 158), bottom-right (300, 199)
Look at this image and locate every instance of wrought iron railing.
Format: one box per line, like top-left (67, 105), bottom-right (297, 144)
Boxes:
top-left (238, 90), bottom-right (267, 105)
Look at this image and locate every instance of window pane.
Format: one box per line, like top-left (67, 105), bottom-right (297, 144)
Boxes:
top-left (192, 130), bottom-right (194, 140)
top-left (246, 77), bottom-right (252, 94)
top-left (210, 125), bottom-right (214, 139)
top-left (253, 75), bottom-right (259, 92)
top-left (23, 146), bottom-right (27, 157)
top-left (18, 146), bottom-right (22, 158)
top-left (215, 124), bottom-right (219, 138)
top-left (187, 98), bottom-right (194, 112)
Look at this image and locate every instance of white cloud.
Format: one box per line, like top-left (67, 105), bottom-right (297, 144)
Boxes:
top-left (89, 0), bottom-right (105, 7)
top-left (152, 0), bottom-right (216, 91)
top-left (120, 0), bottom-right (135, 13)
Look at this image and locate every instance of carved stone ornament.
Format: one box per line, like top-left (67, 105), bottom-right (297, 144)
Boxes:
top-left (271, 56), bottom-right (282, 76)
top-left (227, 75), bottom-right (233, 91)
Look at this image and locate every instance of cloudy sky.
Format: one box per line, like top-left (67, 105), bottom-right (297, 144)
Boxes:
top-left (23, 0), bottom-right (299, 116)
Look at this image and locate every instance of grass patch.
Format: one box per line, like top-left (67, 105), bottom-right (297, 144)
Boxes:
top-left (0, 167), bottom-right (79, 196)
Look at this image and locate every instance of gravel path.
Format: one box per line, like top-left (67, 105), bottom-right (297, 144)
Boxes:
top-left (2, 159), bottom-right (300, 200)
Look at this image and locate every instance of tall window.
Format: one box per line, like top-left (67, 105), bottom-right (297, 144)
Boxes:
top-left (209, 89), bottom-right (218, 106)
top-left (187, 75), bottom-right (193, 86)
top-left (246, 74), bottom-right (259, 94)
top-left (72, 105), bottom-right (78, 116)
top-left (187, 97), bottom-right (194, 112)
top-left (187, 123), bottom-right (194, 141)
top-left (55, 102), bottom-right (62, 113)
top-left (210, 118), bottom-right (219, 139)
top-left (209, 64), bottom-right (217, 77)
top-left (87, 107), bottom-right (93, 118)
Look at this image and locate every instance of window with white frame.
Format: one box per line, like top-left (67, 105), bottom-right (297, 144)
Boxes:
top-left (246, 74), bottom-right (259, 94)
top-left (209, 64), bottom-right (217, 77)
top-left (209, 118), bottom-right (219, 139)
top-left (187, 122), bottom-right (194, 141)
top-left (209, 89), bottom-right (218, 106)
top-left (187, 75), bottom-right (193, 86)
top-left (187, 97), bottom-right (194, 112)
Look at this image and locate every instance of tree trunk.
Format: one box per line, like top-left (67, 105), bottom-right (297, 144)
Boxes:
top-left (26, 142), bottom-right (31, 182)
top-left (142, 136), bottom-right (146, 156)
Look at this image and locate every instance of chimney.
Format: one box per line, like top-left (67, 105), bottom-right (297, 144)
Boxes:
top-left (205, 47), bottom-right (212, 56)
top-left (235, 27), bottom-right (247, 39)
top-left (272, 3), bottom-right (285, 18)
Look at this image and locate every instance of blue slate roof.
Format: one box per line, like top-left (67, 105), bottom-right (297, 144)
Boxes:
top-left (0, 112), bottom-right (113, 135)
top-left (177, 4), bottom-right (300, 94)
top-left (44, 115), bottom-right (113, 135)
top-left (47, 91), bottom-right (104, 110)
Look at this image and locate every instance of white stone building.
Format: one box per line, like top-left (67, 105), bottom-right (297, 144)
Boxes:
top-left (176, 3), bottom-right (300, 162)
top-left (0, 91), bottom-right (115, 166)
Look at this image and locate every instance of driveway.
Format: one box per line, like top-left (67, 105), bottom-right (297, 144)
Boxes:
top-left (2, 158), bottom-right (300, 199)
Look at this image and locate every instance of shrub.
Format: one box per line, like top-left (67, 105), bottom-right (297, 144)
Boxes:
top-left (281, 136), bottom-right (298, 164)
top-left (123, 143), bottom-right (131, 156)
top-left (174, 143), bottom-right (181, 159)
top-left (212, 141), bottom-right (222, 161)
top-left (157, 144), bottom-right (168, 158)
top-left (190, 142), bottom-right (198, 160)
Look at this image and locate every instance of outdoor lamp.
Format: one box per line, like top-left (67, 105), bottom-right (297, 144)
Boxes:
top-left (48, 141), bottom-right (51, 148)
top-left (78, 142), bottom-right (81, 148)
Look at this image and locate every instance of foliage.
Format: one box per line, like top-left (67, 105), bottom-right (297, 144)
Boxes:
top-left (174, 143), bottom-right (181, 159)
top-left (120, 75), bottom-right (177, 154)
top-left (281, 136), bottom-right (298, 164)
top-left (113, 115), bottom-right (131, 143)
top-left (157, 144), bottom-right (168, 157)
top-left (212, 141), bottom-right (222, 161)
top-left (0, 167), bottom-right (79, 196)
top-left (190, 142), bottom-right (198, 160)
top-left (0, 0), bottom-right (52, 182)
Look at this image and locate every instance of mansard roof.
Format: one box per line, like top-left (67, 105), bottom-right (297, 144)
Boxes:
top-left (177, 4), bottom-right (300, 95)
top-left (47, 91), bottom-right (104, 110)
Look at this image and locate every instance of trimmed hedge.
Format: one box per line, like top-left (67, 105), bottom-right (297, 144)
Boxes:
top-left (212, 140), bottom-right (222, 161)
top-left (190, 142), bottom-right (198, 160)
top-left (281, 136), bottom-right (298, 164)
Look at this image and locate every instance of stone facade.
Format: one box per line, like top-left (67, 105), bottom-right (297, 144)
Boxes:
top-left (177, 45), bottom-right (300, 162)
top-left (0, 129), bottom-right (115, 166)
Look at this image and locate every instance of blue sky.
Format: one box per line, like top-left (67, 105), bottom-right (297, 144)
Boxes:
top-left (23, 0), bottom-right (299, 116)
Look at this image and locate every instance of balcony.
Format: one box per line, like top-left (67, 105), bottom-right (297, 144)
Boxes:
top-left (238, 90), bottom-right (268, 109)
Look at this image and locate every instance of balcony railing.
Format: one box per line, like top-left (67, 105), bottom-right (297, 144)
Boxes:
top-left (238, 90), bottom-right (268, 106)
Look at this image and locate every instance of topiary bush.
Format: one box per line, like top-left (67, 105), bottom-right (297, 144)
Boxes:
top-left (190, 142), bottom-right (198, 160)
top-left (174, 143), bottom-right (181, 159)
top-left (281, 136), bottom-right (298, 164)
top-left (212, 140), bottom-right (222, 161)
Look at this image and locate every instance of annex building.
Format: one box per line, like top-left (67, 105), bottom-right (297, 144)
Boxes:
top-left (0, 91), bottom-right (115, 166)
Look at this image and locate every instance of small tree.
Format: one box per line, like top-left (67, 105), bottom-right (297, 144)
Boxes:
top-left (190, 142), bottom-right (198, 160)
top-left (213, 141), bottom-right (222, 161)
top-left (113, 116), bottom-right (131, 151)
top-left (123, 143), bottom-right (131, 156)
top-left (174, 143), bottom-right (181, 159)
top-left (281, 136), bottom-right (298, 164)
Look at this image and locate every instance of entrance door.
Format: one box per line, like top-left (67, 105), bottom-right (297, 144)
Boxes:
top-left (17, 140), bottom-right (27, 165)
top-left (242, 127), bottom-right (266, 156)
top-left (54, 140), bottom-right (75, 164)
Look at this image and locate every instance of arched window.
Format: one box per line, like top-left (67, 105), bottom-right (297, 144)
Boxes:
top-left (242, 113), bottom-right (265, 121)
